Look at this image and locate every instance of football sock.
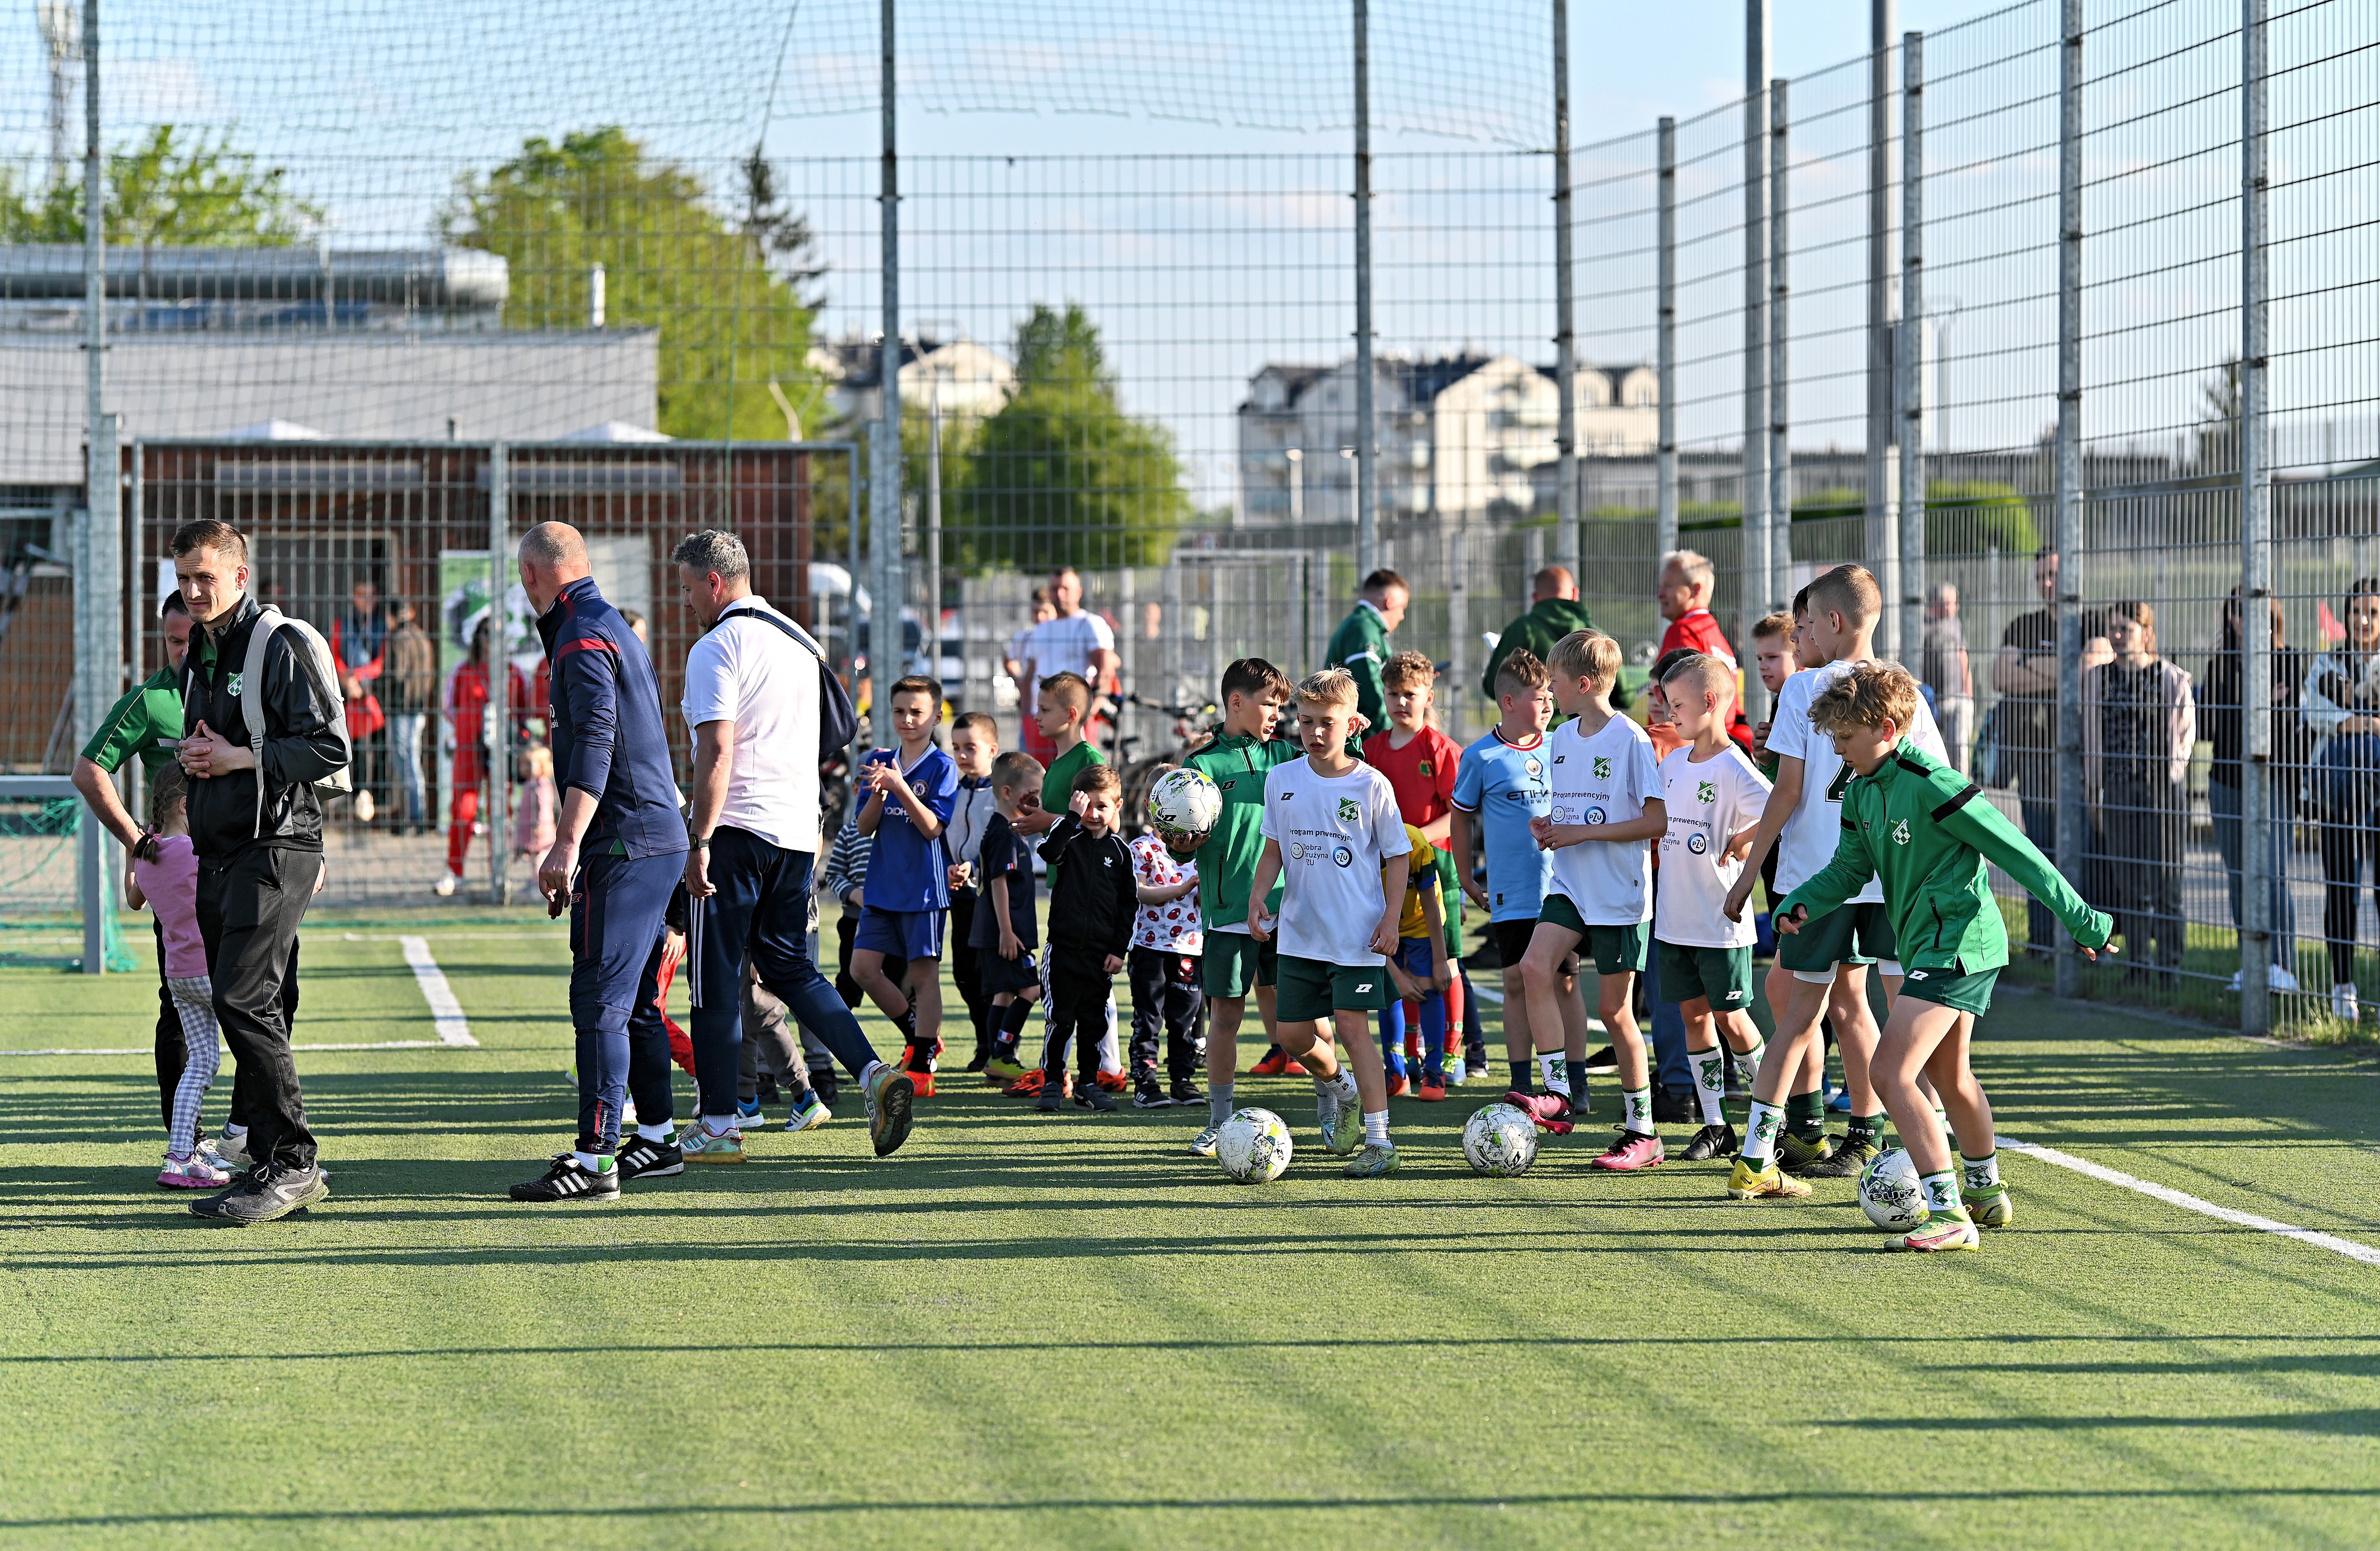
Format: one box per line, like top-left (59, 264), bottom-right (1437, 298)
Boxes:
top-left (1787, 1091), bottom-right (1827, 1142)
top-left (1210, 1080), bottom-right (1235, 1129)
top-left (1919, 1169), bottom-right (1962, 1216)
top-left (1378, 1032), bottom-right (1406, 1078)
top-left (573, 1150), bottom-right (601, 1172)
top-left (1620, 1086), bottom-right (1653, 1136)
top-left (702, 1115), bottom-right (736, 1137)
top-left (1536, 1052), bottom-right (1571, 1095)
top-left (1000, 1001), bottom-right (1035, 1038)
top-left (1742, 1099), bottom-right (1786, 1164)
top-left (1962, 1151), bottom-right (2001, 1190)
top-left (1736, 1038), bottom-right (1766, 1084)
top-left (1327, 1069), bottom-right (1360, 1107)
top-left (1687, 1048), bottom-right (1729, 1125)
top-left (1847, 1111), bottom-right (1888, 1149)
top-left (1361, 1109), bottom-right (1390, 1147)
top-left (636, 1122), bottom-right (672, 1144)
top-left (1508, 1059), bottom-right (1533, 1093)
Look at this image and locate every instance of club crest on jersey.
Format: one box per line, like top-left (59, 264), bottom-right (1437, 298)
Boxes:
top-left (1697, 780), bottom-right (1716, 804)
top-left (1891, 818), bottom-right (1912, 845)
top-left (1417, 761), bottom-right (1433, 778)
top-left (1338, 797), bottom-right (1360, 823)
top-left (226, 672), bottom-right (245, 696)
top-left (1687, 832), bottom-right (1709, 855)
top-left (1593, 755), bottom-right (1612, 779)
top-left (1524, 757), bottom-right (1544, 779)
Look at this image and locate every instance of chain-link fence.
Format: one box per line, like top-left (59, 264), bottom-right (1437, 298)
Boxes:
top-left (4, 1), bottom-right (2374, 1038)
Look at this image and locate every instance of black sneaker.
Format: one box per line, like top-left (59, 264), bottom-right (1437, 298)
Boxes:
top-left (812, 1069), bottom-right (840, 1108)
top-left (1074, 1082), bottom-right (1119, 1113)
top-left (615, 1134), bottom-right (685, 1181)
top-left (1679, 1122), bottom-right (1739, 1162)
top-left (1169, 1077), bottom-right (1207, 1108)
top-left (191, 1162), bottom-right (329, 1224)
top-left (1132, 1081), bottom-right (1174, 1109)
top-left (1580, 1045), bottom-right (1618, 1075)
top-left (754, 1072), bottom-right (782, 1106)
top-left (964, 1042), bottom-right (992, 1073)
top-left (1651, 1087), bottom-right (1697, 1124)
top-left (509, 1154), bottom-right (622, 1203)
top-left (1035, 1083), bottom-right (1064, 1113)
top-left (1798, 1136), bottom-right (1879, 1179)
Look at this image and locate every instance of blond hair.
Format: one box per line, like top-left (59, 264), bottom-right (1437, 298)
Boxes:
top-left (1381, 650), bottom-right (1438, 691)
top-left (1808, 661), bottom-right (1922, 736)
top-left (1295, 667), bottom-right (1359, 710)
top-left (1546, 629), bottom-right (1621, 691)
top-left (1805, 564), bottom-right (1883, 630)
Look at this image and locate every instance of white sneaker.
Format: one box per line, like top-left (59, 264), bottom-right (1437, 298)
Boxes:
top-left (199, 1131), bottom-right (252, 1173)
top-left (433, 872), bottom-right (457, 897)
top-left (2270, 965), bottom-right (2300, 993)
top-left (2331, 983), bottom-right (2361, 1023)
top-left (158, 1151), bottom-right (231, 1190)
top-left (1444, 1055), bottom-right (1467, 1086)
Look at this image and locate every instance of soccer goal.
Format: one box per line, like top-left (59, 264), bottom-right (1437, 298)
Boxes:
top-left (0, 776), bottom-right (133, 974)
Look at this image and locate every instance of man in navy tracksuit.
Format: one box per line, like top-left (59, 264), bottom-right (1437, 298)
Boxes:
top-left (509, 523), bottom-right (690, 1202)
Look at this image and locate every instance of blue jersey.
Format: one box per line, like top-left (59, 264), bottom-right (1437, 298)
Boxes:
top-left (861, 744), bottom-right (958, 912)
top-left (1452, 729), bottom-right (1553, 922)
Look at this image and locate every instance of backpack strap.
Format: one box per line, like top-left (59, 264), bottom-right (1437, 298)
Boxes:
top-left (716, 604), bottom-right (826, 660)
top-left (237, 608), bottom-right (356, 839)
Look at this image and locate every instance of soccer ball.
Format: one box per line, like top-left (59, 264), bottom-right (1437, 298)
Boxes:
top-left (1146, 766), bottom-right (1223, 844)
top-left (1216, 1107), bottom-right (1294, 1184)
top-left (1858, 1148), bottom-right (1928, 1231)
top-left (1462, 1103), bottom-right (1539, 1177)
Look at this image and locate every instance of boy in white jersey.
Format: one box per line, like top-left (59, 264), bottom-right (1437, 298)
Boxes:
top-left (1724, 564), bottom-right (1949, 1192)
top-left (1518, 631), bottom-right (1668, 1169)
top-left (1248, 668), bottom-right (1412, 1179)
top-left (1651, 653), bottom-right (1772, 1165)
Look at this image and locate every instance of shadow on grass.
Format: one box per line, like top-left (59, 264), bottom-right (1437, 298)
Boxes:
top-left (1822, 1410), bottom-right (2380, 1435)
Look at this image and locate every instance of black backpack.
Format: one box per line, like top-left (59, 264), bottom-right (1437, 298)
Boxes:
top-left (714, 606), bottom-right (858, 758)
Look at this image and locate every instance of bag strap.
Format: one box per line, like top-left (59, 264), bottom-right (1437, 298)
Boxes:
top-left (716, 604), bottom-right (826, 661)
top-left (240, 608), bottom-right (282, 839)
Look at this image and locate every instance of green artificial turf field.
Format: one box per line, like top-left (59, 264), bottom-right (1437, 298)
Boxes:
top-left (5, 909), bottom-right (2378, 1549)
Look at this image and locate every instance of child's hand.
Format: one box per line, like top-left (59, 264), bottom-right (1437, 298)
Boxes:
top-left (1528, 814), bottom-right (1555, 848)
top-left (1248, 905), bottom-right (1274, 943)
top-left (947, 862), bottom-right (972, 892)
top-left (1069, 789), bottom-right (1092, 818)
top-left (1721, 873), bottom-right (1755, 923)
top-left (1368, 914), bottom-right (1400, 957)
top-left (1775, 905), bottom-right (1806, 936)
top-left (1102, 953), bottom-right (1124, 975)
top-left (1000, 928), bottom-right (1022, 961)
top-left (1462, 874), bottom-right (1491, 911)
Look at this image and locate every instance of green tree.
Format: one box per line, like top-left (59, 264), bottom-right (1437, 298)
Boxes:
top-left (443, 127), bottom-right (824, 442)
top-left (0, 125), bottom-right (318, 243)
top-left (952, 303), bottom-right (1187, 571)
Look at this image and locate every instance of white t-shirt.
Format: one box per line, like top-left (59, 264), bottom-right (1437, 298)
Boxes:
top-left (1767, 658), bottom-right (1948, 900)
top-left (1653, 744), bottom-right (1772, 949)
top-left (680, 596), bottom-right (823, 853)
top-left (1259, 758), bottom-right (1410, 968)
top-left (1021, 610), bottom-right (1116, 687)
top-left (1545, 713), bottom-right (1661, 926)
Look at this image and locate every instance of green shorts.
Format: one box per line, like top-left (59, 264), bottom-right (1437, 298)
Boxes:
top-left (1895, 962), bottom-right (1998, 1016)
top-left (1202, 931), bottom-right (1278, 998)
top-left (1655, 939), bottom-right (1755, 1012)
top-left (1777, 898), bottom-right (1898, 977)
top-left (1436, 848), bottom-right (1464, 959)
top-left (1537, 895), bottom-right (1650, 976)
top-left (1275, 953), bottom-right (1392, 1020)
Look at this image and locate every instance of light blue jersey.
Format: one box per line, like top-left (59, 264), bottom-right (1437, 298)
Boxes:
top-left (1452, 730), bottom-right (1553, 923)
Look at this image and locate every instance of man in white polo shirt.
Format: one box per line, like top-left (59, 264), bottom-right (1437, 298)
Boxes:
top-left (673, 529), bottom-right (916, 1160)
top-left (1017, 566), bottom-right (1119, 763)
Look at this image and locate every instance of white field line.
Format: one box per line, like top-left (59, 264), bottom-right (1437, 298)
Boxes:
top-left (2004, 1138), bottom-right (2380, 1268)
top-left (3, 936), bottom-right (476, 1056)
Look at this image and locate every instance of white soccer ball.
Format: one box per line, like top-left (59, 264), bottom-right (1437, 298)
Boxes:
top-left (1216, 1106), bottom-right (1294, 1184)
top-left (1858, 1147), bottom-right (1929, 1231)
top-left (1462, 1102), bottom-right (1540, 1177)
top-left (1146, 766), bottom-right (1223, 844)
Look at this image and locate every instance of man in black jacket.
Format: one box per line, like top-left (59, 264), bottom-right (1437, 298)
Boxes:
top-left (171, 520), bottom-right (349, 1223)
top-left (1034, 764), bottom-right (1137, 1113)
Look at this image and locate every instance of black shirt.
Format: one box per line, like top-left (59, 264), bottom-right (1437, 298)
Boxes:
top-left (2202, 644), bottom-right (2308, 787)
top-left (970, 812), bottom-right (1040, 951)
top-left (1037, 814), bottom-right (1136, 962)
top-left (1998, 604), bottom-right (2108, 790)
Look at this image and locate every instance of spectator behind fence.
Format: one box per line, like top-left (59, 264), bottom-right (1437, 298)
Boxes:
top-left (2304, 576), bottom-right (2380, 1025)
top-left (332, 578), bottom-right (387, 816)
top-left (1992, 547), bottom-right (2110, 954)
top-left (1017, 568), bottom-right (1119, 763)
top-left (382, 600), bottom-right (437, 835)
top-left (2203, 588), bottom-right (2304, 994)
top-left (436, 618), bottom-right (531, 897)
top-left (2083, 601), bottom-right (2196, 984)
top-left (171, 518), bottom-right (349, 1225)
top-left (1481, 565), bottom-right (1594, 706)
top-left (1004, 586), bottom-right (1055, 703)
top-left (1921, 582), bottom-right (1975, 776)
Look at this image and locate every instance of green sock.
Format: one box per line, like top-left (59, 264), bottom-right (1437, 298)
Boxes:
top-left (1786, 1090), bottom-right (1827, 1142)
top-left (1846, 1111), bottom-right (1887, 1149)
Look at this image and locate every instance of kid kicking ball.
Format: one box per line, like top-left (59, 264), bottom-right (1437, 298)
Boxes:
top-left (1858, 1148), bottom-right (1928, 1231)
top-left (1462, 1103), bottom-right (1539, 1177)
top-left (1216, 1107), bottom-right (1294, 1184)
top-left (1146, 766), bottom-right (1223, 845)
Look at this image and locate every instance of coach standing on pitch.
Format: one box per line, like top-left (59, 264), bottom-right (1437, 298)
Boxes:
top-left (170, 520), bottom-right (348, 1224)
top-left (673, 529), bottom-right (916, 1159)
top-left (508, 524), bottom-right (689, 1202)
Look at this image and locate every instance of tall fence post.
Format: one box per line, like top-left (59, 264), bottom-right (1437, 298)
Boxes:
top-left (77, 418), bottom-right (119, 973)
top-left (1552, 0), bottom-right (1579, 582)
top-left (1769, 78), bottom-right (1791, 627)
top-left (876, 0), bottom-right (904, 701)
top-left (1742, 1), bottom-right (1772, 725)
top-left (1868, 0), bottom-right (1902, 660)
top-left (1898, 31), bottom-right (1927, 667)
top-left (1352, 0), bottom-right (1377, 581)
top-left (488, 442), bottom-right (512, 908)
top-left (2239, 0), bottom-right (2273, 1033)
top-left (2054, 0), bottom-right (2084, 1000)
top-left (1655, 116), bottom-right (1679, 565)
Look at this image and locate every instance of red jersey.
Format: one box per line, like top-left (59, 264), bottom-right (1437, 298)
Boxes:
top-left (1363, 724), bottom-right (1461, 829)
top-left (1658, 610), bottom-right (1755, 753)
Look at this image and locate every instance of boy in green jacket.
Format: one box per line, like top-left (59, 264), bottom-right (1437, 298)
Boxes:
top-left (1773, 663), bottom-right (2112, 1252)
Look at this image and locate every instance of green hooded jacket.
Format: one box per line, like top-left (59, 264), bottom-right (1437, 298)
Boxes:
top-left (1481, 597), bottom-right (1597, 701)
top-left (1184, 732), bottom-right (1304, 930)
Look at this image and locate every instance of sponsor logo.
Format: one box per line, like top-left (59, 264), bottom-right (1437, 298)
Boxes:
top-left (1338, 797), bottom-right (1360, 823)
top-left (1220, 779), bottom-right (1235, 790)
top-left (1907, 968), bottom-right (1929, 980)
top-left (1697, 780), bottom-right (1716, 805)
top-left (1331, 845), bottom-right (1353, 868)
top-left (1585, 805), bottom-right (1608, 825)
top-left (1686, 832), bottom-right (1709, 855)
top-left (1593, 755), bottom-right (1612, 779)
top-left (1281, 791), bottom-right (1295, 801)
top-left (1356, 981), bottom-right (1373, 993)
top-left (1891, 818), bottom-right (1912, 845)
top-left (1288, 841), bottom-right (1307, 861)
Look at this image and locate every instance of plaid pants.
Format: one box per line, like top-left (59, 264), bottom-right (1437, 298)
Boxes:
top-left (164, 975), bottom-right (221, 1159)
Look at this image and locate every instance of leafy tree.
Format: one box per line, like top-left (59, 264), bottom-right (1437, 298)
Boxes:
top-left (443, 127), bottom-right (825, 441)
top-left (952, 303), bottom-right (1187, 571)
top-left (0, 125), bottom-right (319, 243)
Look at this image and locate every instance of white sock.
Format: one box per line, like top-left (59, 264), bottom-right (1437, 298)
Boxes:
top-left (1536, 1052), bottom-right (1570, 1095)
top-left (572, 1149), bottom-right (601, 1172)
top-left (1328, 1069), bottom-right (1359, 1105)
top-left (637, 1122), bottom-right (672, 1143)
top-left (702, 1115), bottom-right (736, 1137)
top-left (1687, 1048), bottom-right (1728, 1125)
top-left (1919, 1170), bottom-right (1960, 1215)
top-left (223, 1123), bottom-right (249, 1138)
top-left (1742, 1099), bottom-right (1786, 1163)
top-left (1621, 1086), bottom-right (1653, 1135)
top-left (1736, 1040), bottom-right (1765, 1085)
top-left (1361, 1109), bottom-right (1390, 1146)
top-left (1962, 1151), bottom-right (2001, 1190)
